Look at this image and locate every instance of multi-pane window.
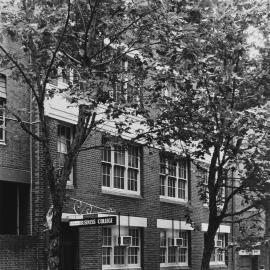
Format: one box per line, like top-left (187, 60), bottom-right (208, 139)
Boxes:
top-left (102, 228), bottom-right (112, 265)
top-left (102, 143), bottom-right (141, 195)
top-left (200, 168), bottom-right (225, 206)
top-left (210, 233), bottom-right (227, 264)
top-left (57, 124), bottom-right (73, 185)
top-left (0, 98), bottom-right (5, 142)
top-left (160, 156), bottom-right (189, 201)
top-left (128, 228), bottom-right (140, 264)
top-left (160, 230), bottom-right (189, 266)
top-left (160, 231), bottom-right (167, 263)
top-left (102, 227), bottom-right (141, 268)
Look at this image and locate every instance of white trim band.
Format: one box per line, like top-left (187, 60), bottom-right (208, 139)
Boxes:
top-left (201, 223), bottom-right (231, 233)
top-left (157, 218), bottom-right (194, 230)
top-left (62, 213), bottom-right (83, 222)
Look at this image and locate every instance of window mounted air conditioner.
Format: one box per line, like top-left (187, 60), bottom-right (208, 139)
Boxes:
top-left (109, 90), bottom-right (114, 99)
top-left (118, 236), bottom-right (132, 246)
top-left (170, 238), bottom-right (183, 247)
top-left (215, 240), bottom-right (223, 248)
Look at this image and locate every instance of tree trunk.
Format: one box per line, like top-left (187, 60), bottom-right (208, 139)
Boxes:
top-left (47, 197), bottom-right (63, 270)
top-left (201, 233), bottom-right (215, 270)
top-left (201, 224), bottom-right (219, 270)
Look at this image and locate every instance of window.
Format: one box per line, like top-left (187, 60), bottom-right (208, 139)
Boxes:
top-left (0, 98), bottom-right (5, 143)
top-left (160, 156), bottom-right (188, 201)
top-left (210, 233), bottom-right (227, 265)
top-left (57, 67), bottom-right (76, 86)
top-left (0, 181), bottom-right (29, 235)
top-left (102, 143), bottom-right (141, 195)
top-left (57, 124), bottom-right (74, 185)
top-left (199, 168), bottom-right (225, 207)
top-left (102, 227), bottom-right (141, 268)
top-left (160, 230), bottom-right (189, 267)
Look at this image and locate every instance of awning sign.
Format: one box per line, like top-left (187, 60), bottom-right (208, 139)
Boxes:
top-left (69, 216), bottom-right (116, 227)
top-left (239, 250), bottom-right (261, 256)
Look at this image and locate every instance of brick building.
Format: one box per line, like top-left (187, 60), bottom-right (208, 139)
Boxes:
top-left (0, 49), bottom-right (268, 270)
top-left (0, 70), bottom-right (234, 270)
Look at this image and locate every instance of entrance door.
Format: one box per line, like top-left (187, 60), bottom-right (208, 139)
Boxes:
top-left (60, 223), bottom-right (78, 270)
top-left (239, 256), bottom-right (252, 270)
top-left (252, 256), bottom-right (259, 270)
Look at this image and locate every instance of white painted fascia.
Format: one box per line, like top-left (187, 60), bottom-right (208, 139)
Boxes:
top-left (62, 213), bottom-right (83, 222)
top-left (157, 219), bottom-right (194, 231)
top-left (201, 223), bottom-right (231, 233)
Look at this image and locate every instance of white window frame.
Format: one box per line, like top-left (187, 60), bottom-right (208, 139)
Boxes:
top-left (200, 168), bottom-right (225, 208)
top-left (210, 233), bottom-right (227, 265)
top-left (102, 144), bottom-right (141, 196)
top-left (160, 156), bottom-right (188, 203)
top-left (102, 226), bottom-right (141, 269)
top-left (57, 124), bottom-right (74, 186)
top-left (0, 98), bottom-right (6, 143)
top-left (160, 229), bottom-right (189, 267)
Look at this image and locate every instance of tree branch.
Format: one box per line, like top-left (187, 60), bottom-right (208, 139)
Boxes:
top-left (8, 110), bottom-right (43, 142)
top-left (0, 45), bottom-right (39, 101)
top-left (223, 204), bottom-right (257, 218)
top-left (88, 8), bottom-right (154, 63)
top-left (223, 210), bottom-right (263, 224)
top-left (42, 0), bottom-right (71, 100)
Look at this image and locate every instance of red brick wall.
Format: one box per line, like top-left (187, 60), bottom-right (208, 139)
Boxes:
top-left (61, 130), bottom-right (234, 270)
top-left (0, 76), bottom-right (30, 171)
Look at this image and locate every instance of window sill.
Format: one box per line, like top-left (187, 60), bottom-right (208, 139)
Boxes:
top-left (66, 183), bottom-right (74, 190)
top-left (160, 196), bottom-right (188, 205)
top-left (102, 187), bottom-right (142, 199)
top-left (210, 263), bottom-right (227, 268)
top-left (160, 264), bottom-right (189, 269)
top-left (0, 141), bottom-right (6, 146)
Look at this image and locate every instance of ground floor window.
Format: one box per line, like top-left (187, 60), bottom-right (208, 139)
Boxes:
top-left (210, 233), bottom-right (227, 265)
top-left (0, 181), bottom-right (29, 234)
top-left (160, 229), bottom-right (189, 267)
top-left (102, 226), bottom-right (141, 268)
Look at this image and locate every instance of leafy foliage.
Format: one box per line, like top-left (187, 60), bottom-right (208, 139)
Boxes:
top-left (132, 0), bottom-right (270, 269)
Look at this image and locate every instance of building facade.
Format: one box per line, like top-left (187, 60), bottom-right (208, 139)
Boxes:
top-left (0, 58), bottom-right (268, 270)
top-left (0, 71), bottom-right (234, 269)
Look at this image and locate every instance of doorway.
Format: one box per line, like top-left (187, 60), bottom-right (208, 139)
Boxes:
top-left (60, 223), bottom-right (78, 270)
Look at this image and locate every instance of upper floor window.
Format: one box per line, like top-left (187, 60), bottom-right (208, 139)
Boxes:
top-left (57, 124), bottom-right (74, 185)
top-left (102, 143), bottom-right (141, 196)
top-left (199, 167), bottom-right (225, 207)
top-left (102, 226), bottom-right (141, 268)
top-left (160, 155), bottom-right (189, 202)
top-left (210, 233), bottom-right (227, 265)
top-left (160, 229), bottom-right (189, 267)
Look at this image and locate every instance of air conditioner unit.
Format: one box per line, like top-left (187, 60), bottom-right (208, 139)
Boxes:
top-left (215, 240), bottom-right (223, 248)
top-left (109, 90), bottom-right (114, 99)
top-left (170, 238), bottom-right (183, 247)
top-left (119, 236), bottom-right (132, 246)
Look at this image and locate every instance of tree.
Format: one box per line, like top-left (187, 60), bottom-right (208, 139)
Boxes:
top-left (0, 0), bottom-right (158, 269)
top-left (135, 1), bottom-right (270, 269)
